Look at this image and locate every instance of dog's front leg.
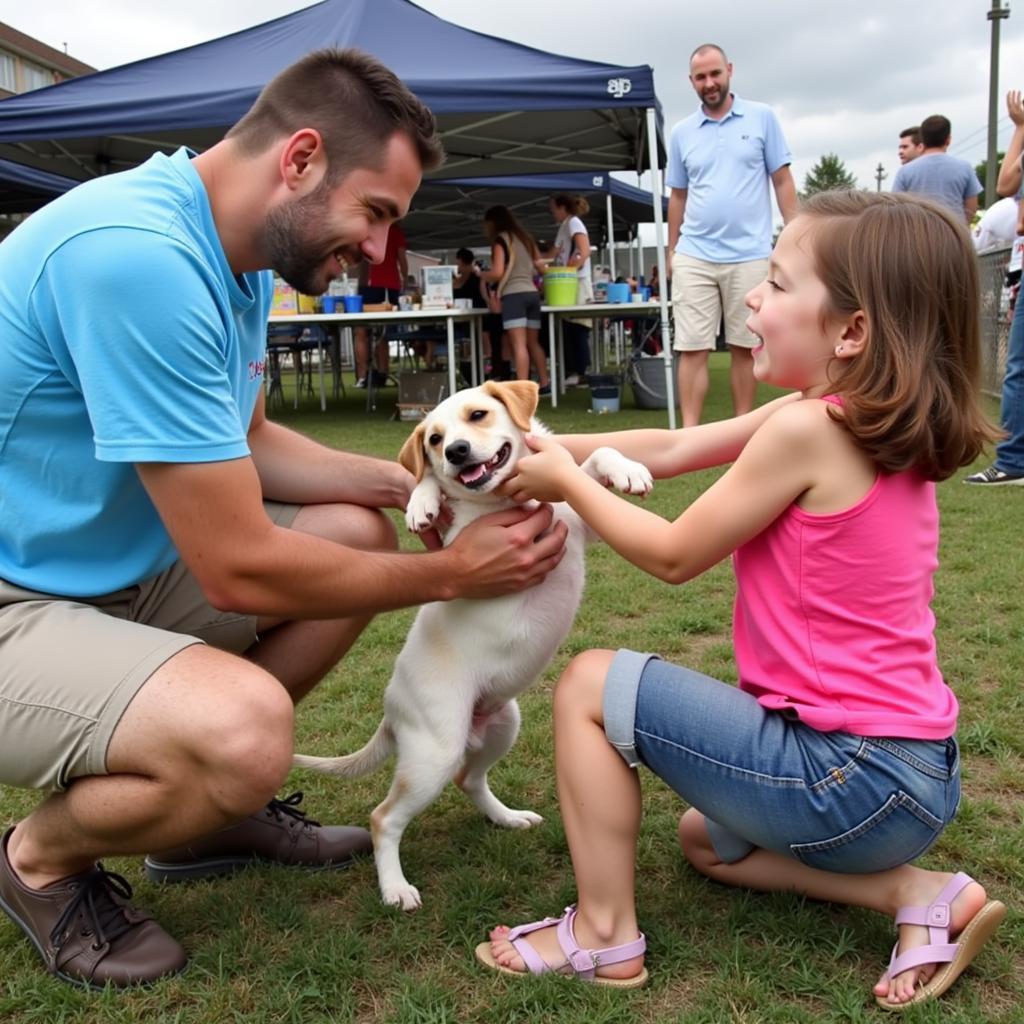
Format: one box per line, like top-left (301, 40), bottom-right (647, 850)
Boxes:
top-left (580, 447), bottom-right (653, 497)
top-left (405, 475), bottom-right (444, 534)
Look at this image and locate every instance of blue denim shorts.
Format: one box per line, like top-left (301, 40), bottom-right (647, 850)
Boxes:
top-left (603, 650), bottom-right (961, 873)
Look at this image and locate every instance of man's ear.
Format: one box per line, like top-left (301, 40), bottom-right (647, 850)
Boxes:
top-left (279, 128), bottom-right (327, 194)
top-left (482, 380), bottom-right (539, 432)
top-left (398, 422), bottom-right (428, 481)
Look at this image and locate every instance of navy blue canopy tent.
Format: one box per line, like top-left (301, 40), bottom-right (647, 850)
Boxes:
top-left (0, 158), bottom-right (78, 213)
top-left (0, 0), bottom-right (677, 423)
top-left (404, 171), bottom-right (667, 253)
top-left (0, 0), bottom-right (663, 184)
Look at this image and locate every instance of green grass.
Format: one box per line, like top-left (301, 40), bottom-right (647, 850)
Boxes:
top-left (2, 355), bottom-right (1022, 1023)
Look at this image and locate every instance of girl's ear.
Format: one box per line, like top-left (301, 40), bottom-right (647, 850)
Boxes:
top-left (835, 310), bottom-right (868, 359)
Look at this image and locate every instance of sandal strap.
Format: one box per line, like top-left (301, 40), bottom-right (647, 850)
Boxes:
top-left (887, 941), bottom-right (959, 979)
top-left (555, 906), bottom-right (647, 980)
top-left (894, 872), bottom-right (974, 941)
top-left (507, 914), bottom-right (566, 976)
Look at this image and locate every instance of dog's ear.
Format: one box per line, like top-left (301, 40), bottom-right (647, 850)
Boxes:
top-left (482, 379), bottom-right (539, 432)
top-left (398, 422), bottom-right (429, 481)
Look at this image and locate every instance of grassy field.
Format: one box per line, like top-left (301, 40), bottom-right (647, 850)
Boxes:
top-left (2, 355), bottom-right (1021, 1023)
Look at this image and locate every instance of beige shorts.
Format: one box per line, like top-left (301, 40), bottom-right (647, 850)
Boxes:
top-left (671, 252), bottom-right (768, 351)
top-left (0, 501), bottom-right (300, 792)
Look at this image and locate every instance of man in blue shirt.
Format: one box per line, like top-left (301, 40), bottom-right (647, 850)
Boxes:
top-left (891, 114), bottom-right (982, 224)
top-left (666, 44), bottom-right (798, 427)
top-left (0, 49), bottom-right (568, 990)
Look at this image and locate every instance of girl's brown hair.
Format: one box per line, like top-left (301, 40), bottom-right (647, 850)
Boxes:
top-left (483, 204), bottom-right (539, 260)
top-left (552, 193), bottom-right (590, 218)
top-left (801, 190), bottom-right (1000, 481)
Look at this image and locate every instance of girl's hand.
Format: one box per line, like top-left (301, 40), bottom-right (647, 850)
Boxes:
top-left (502, 433), bottom-right (578, 503)
top-left (1008, 89), bottom-right (1024, 126)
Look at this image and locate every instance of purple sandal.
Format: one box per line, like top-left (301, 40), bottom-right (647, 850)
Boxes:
top-left (475, 905), bottom-right (648, 988)
top-left (876, 872), bottom-right (1006, 1011)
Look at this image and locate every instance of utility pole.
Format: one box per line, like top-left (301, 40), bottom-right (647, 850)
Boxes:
top-left (988, 0), bottom-right (1011, 206)
top-left (875, 163), bottom-right (887, 192)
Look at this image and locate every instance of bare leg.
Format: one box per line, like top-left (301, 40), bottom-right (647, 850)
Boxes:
top-left (677, 809), bottom-right (990, 1007)
top-left (253, 502), bottom-right (397, 702)
top-left (727, 344), bottom-right (757, 417)
top-left (676, 349), bottom-right (710, 427)
top-left (353, 327), bottom-right (371, 380)
top-left (525, 327), bottom-right (550, 387)
top-left (7, 645), bottom-right (294, 889)
top-left (506, 326), bottom-right (530, 382)
top-left (373, 336), bottom-right (390, 376)
top-left (488, 650), bottom-right (644, 981)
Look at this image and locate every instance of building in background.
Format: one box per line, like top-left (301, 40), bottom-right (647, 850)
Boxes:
top-left (0, 21), bottom-right (94, 97)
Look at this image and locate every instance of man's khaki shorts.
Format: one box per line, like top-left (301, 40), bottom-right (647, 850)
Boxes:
top-left (671, 252), bottom-right (769, 352)
top-left (0, 502), bottom-right (300, 792)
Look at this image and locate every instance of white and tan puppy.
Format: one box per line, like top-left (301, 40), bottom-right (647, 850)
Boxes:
top-left (294, 380), bottom-right (651, 910)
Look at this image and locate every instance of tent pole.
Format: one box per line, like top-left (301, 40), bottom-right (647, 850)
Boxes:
top-left (646, 106), bottom-right (675, 428)
top-left (606, 193), bottom-right (617, 281)
top-left (635, 231), bottom-right (643, 284)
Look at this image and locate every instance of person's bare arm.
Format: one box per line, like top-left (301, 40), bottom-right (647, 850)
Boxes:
top-left (570, 230), bottom-right (591, 268)
top-left (548, 392), bottom-right (800, 478)
top-left (997, 90), bottom-right (1024, 198)
top-left (135, 455), bottom-right (568, 619)
top-left (964, 195), bottom-right (979, 224)
top-left (398, 246), bottom-right (409, 289)
top-left (476, 242), bottom-right (506, 284)
top-left (246, 391), bottom-right (412, 509)
top-left (771, 165), bottom-right (799, 224)
top-left (666, 187), bottom-right (687, 276)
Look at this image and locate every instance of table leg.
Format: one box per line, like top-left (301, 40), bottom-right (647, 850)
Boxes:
top-left (447, 317), bottom-right (457, 396)
top-left (318, 337), bottom-right (326, 411)
top-left (547, 311), bottom-right (558, 408)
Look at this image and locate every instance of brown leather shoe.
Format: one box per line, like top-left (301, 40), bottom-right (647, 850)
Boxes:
top-left (143, 792), bottom-right (372, 883)
top-left (0, 827), bottom-right (187, 990)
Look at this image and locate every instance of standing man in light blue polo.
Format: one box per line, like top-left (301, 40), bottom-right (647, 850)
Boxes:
top-left (667, 44), bottom-right (798, 427)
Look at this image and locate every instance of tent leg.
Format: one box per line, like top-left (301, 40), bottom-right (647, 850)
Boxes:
top-left (646, 106), bottom-right (675, 429)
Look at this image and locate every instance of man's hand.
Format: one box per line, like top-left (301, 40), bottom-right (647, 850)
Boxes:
top-left (445, 503), bottom-right (568, 599)
top-left (1008, 89), bottom-right (1024, 126)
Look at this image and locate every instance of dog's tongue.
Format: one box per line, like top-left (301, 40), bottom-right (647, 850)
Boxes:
top-left (459, 463), bottom-right (488, 485)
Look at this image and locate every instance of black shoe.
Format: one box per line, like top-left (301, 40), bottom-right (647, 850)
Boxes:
top-left (370, 370), bottom-right (392, 388)
top-left (538, 384), bottom-right (551, 397)
top-left (963, 465), bottom-right (1024, 486)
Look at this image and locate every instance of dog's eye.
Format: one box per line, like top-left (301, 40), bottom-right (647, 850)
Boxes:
top-left (428, 433), bottom-right (442, 446)
top-left (469, 409), bottom-right (488, 422)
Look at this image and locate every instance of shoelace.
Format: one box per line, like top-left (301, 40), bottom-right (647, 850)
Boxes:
top-left (266, 791), bottom-right (321, 831)
top-left (49, 866), bottom-right (135, 952)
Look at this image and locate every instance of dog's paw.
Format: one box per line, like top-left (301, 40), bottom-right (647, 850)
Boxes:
top-left (588, 448), bottom-right (654, 497)
top-left (405, 489), bottom-right (442, 533)
top-left (491, 808), bottom-right (544, 830)
top-left (381, 882), bottom-right (423, 912)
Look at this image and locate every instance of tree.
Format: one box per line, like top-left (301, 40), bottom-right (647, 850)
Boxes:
top-left (801, 154), bottom-right (858, 198)
top-left (974, 152), bottom-right (1005, 209)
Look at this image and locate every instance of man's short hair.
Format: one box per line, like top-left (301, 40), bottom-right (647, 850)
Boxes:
top-left (226, 48), bottom-right (444, 183)
top-left (689, 43), bottom-right (728, 66)
top-left (919, 115), bottom-right (952, 149)
top-left (899, 126), bottom-right (922, 145)
top-left (456, 247), bottom-right (475, 264)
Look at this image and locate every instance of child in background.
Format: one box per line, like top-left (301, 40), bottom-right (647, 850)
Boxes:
top-left (477, 191), bottom-right (1005, 1010)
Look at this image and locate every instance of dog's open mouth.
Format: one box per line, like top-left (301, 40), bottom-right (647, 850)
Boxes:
top-left (456, 443), bottom-right (512, 489)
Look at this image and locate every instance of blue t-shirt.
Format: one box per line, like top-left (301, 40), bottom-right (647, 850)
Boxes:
top-left (666, 95), bottom-right (791, 263)
top-left (0, 148), bottom-right (273, 597)
top-left (891, 153), bottom-right (982, 218)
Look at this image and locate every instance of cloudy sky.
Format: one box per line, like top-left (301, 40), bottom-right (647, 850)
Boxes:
top-left (5, 0), bottom-right (1023, 199)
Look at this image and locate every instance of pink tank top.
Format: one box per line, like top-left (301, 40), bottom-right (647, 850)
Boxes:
top-left (732, 400), bottom-right (958, 739)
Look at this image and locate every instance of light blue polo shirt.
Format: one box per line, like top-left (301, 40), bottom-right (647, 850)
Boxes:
top-left (891, 153), bottom-right (982, 218)
top-left (666, 95), bottom-right (792, 263)
top-left (0, 148), bottom-right (273, 597)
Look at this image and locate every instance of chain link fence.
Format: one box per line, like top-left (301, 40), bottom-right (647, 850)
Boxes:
top-left (977, 245), bottom-right (1012, 399)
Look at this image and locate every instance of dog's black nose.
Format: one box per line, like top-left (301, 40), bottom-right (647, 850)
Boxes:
top-left (445, 440), bottom-right (472, 465)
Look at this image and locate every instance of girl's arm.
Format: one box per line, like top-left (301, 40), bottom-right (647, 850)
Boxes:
top-left (552, 391), bottom-right (800, 478)
top-left (570, 230), bottom-right (591, 268)
top-left (506, 401), bottom-right (818, 583)
top-left (476, 243), bottom-right (506, 284)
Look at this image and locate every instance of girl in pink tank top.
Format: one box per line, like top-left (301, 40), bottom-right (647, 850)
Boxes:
top-left (478, 193), bottom-right (1005, 1009)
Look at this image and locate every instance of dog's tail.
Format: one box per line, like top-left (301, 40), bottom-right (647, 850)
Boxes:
top-left (292, 720), bottom-right (394, 778)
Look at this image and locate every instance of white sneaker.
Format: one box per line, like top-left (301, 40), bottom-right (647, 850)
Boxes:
top-left (563, 373), bottom-right (581, 387)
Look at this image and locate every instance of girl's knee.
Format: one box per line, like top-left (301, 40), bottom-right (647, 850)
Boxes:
top-left (553, 649), bottom-right (616, 720)
top-left (678, 808), bottom-right (720, 875)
